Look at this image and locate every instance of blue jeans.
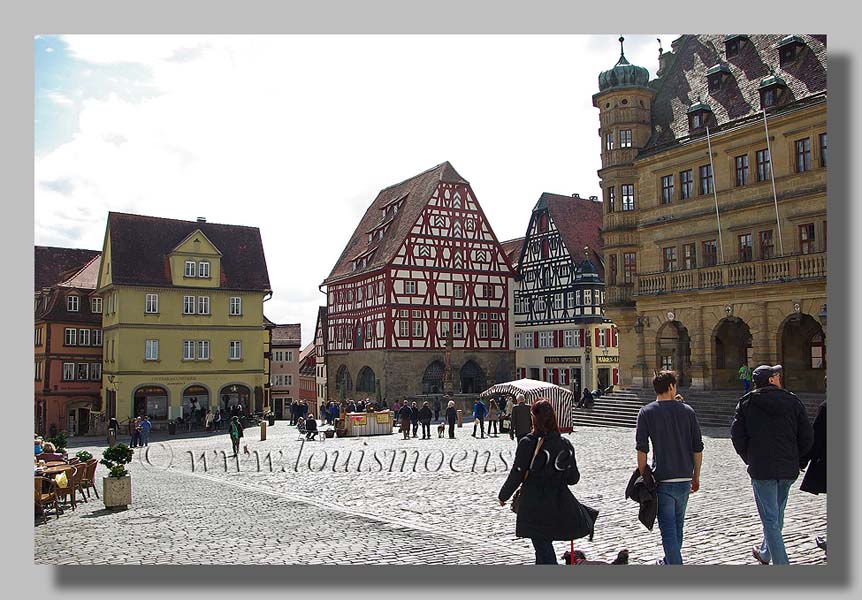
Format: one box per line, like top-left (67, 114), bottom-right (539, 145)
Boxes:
top-left (531, 539), bottom-right (557, 565)
top-left (751, 478), bottom-right (795, 565)
top-left (140, 431), bottom-right (150, 446)
top-left (743, 379), bottom-right (751, 393)
top-left (656, 481), bottom-right (691, 565)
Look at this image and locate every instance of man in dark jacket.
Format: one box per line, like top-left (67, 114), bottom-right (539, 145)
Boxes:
top-left (801, 399), bottom-right (826, 556)
top-left (511, 394), bottom-right (532, 442)
top-left (730, 364), bottom-right (814, 565)
top-left (471, 399), bottom-right (487, 438)
top-left (410, 401), bottom-right (420, 438)
top-left (635, 370), bottom-right (703, 565)
top-left (419, 402), bottom-right (433, 439)
top-left (432, 397), bottom-right (442, 422)
top-left (398, 402), bottom-right (412, 440)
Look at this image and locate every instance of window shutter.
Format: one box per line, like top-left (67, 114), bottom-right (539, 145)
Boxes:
top-left (534, 332), bottom-right (539, 348)
top-left (552, 369), bottom-right (559, 385)
top-left (613, 368), bottom-right (619, 385)
top-left (579, 329), bottom-right (585, 347)
top-left (594, 329), bottom-right (599, 347)
top-left (612, 328), bottom-right (618, 347)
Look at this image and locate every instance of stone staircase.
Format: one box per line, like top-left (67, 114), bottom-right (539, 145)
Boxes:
top-left (573, 388), bottom-right (825, 429)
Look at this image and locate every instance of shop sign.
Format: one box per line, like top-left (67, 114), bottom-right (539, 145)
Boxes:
top-left (350, 415), bottom-right (367, 426)
top-left (544, 356), bottom-right (581, 364)
top-left (596, 355), bottom-right (619, 364)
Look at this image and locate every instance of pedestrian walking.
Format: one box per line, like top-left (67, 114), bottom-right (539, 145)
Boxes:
top-left (472, 398), bottom-right (487, 438)
top-left (398, 402), bottom-right (412, 440)
top-left (410, 401), bottom-right (420, 438)
top-left (330, 401), bottom-right (340, 426)
top-left (214, 409), bottom-right (222, 431)
top-left (228, 415), bottom-right (244, 456)
top-left (738, 363), bottom-right (753, 394)
top-left (486, 398), bottom-right (498, 437)
top-left (205, 409), bottom-right (214, 432)
top-left (635, 370), bottom-right (704, 565)
top-left (433, 397), bottom-right (442, 422)
top-left (498, 399), bottom-right (597, 564)
top-left (511, 394), bottom-right (532, 442)
top-left (445, 400), bottom-right (457, 439)
top-left (800, 397), bottom-right (826, 556)
top-left (130, 416), bottom-right (142, 448)
top-left (497, 397), bottom-right (506, 435)
top-left (419, 402), bottom-right (433, 439)
top-left (730, 364), bottom-right (813, 565)
top-left (139, 415), bottom-right (152, 446)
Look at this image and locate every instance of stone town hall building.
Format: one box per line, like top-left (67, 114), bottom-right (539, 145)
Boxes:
top-left (596, 35), bottom-right (826, 392)
top-left (322, 162), bottom-right (516, 401)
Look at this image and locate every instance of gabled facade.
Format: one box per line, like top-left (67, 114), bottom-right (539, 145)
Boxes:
top-left (314, 306), bottom-right (328, 404)
top-left (34, 249), bottom-right (103, 436)
top-left (510, 193), bottom-right (619, 393)
top-left (269, 323), bottom-right (301, 420)
top-left (97, 213), bottom-right (272, 426)
top-left (298, 342), bottom-right (318, 416)
top-left (322, 162), bottom-right (516, 400)
top-left (596, 35), bottom-right (827, 391)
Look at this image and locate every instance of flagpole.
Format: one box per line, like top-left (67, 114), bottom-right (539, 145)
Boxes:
top-left (705, 126), bottom-right (725, 264)
top-left (763, 109), bottom-right (784, 256)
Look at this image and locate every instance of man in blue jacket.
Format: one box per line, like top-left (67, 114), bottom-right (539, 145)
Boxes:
top-left (730, 364), bottom-right (813, 565)
top-left (472, 399), bottom-right (487, 438)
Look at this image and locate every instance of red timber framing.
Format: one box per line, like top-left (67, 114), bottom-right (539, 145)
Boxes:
top-left (326, 181), bottom-right (514, 353)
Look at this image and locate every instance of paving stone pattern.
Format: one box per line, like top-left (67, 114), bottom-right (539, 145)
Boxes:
top-left (35, 423), bottom-right (827, 565)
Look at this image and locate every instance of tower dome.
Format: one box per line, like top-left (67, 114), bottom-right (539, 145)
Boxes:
top-left (598, 36), bottom-right (650, 92)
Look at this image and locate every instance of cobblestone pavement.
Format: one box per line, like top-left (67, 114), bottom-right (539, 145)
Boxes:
top-left (36, 424), bottom-right (827, 565)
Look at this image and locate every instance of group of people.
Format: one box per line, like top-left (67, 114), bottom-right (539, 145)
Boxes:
top-left (496, 363), bottom-right (826, 565)
top-left (125, 415), bottom-right (152, 448)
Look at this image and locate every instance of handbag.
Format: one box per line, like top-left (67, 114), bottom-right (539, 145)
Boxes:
top-left (511, 437), bottom-right (544, 514)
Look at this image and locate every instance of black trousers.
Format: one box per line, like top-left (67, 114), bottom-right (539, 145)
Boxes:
top-left (434, 409), bottom-right (440, 421)
top-left (421, 422), bottom-right (430, 438)
top-left (472, 417), bottom-right (485, 437)
top-left (531, 539), bottom-right (557, 564)
top-left (448, 422), bottom-right (455, 438)
top-left (487, 419), bottom-right (498, 435)
top-left (411, 422), bottom-right (419, 436)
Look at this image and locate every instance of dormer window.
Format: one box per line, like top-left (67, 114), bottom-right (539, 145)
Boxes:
top-left (67, 295), bottom-right (80, 312)
top-left (777, 35), bottom-right (806, 67)
top-left (706, 64), bottom-right (731, 93)
top-left (184, 260), bottom-right (197, 277)
top-left (759, 72), bottom-right (788, 110)
top-left (687, 99), bottom-right (713, 131)
top-left (723, 34), bottom-right (749, 59)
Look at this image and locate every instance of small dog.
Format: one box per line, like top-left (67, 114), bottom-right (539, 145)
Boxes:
top-left (437, 423), bottom-right (446, 438)
top-left (561, 549), bottom-right (629, 565)
top-left (243, 444), bottom-right (251, 456)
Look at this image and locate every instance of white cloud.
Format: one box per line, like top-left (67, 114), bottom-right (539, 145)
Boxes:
top-left (45, 47), bottom-right (54, 53)
top-left (36, 34), bottom-right (677, 344)
top-left (46, 91), bottom-right (73, 106)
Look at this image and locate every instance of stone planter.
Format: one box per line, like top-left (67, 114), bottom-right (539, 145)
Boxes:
top-left (103, 475), bottom-right (132, 509)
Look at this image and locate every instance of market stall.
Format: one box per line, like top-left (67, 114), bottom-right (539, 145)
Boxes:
top-left (479, 378), bottom-right (573, 433)
top-left (341, 411), bottom-right (393, 437)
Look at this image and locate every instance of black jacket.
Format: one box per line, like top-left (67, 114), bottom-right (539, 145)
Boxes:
top-left (498, 432), bottom-right (598, 541)
top-left (730, 385), bottom-right (814, 480)
top-left (418, 406), bottom-right (433, 423)
top-left (410, 406), bottom-right (420, 423)
top-left (511, 403), bottom-right (532, 438)
top-left (624, 466), bottom-right (658, 531)
top-left (800, 402), bottom-right (826, 494)
top-left (445, 406), bottom-right (457, 424)
top-left (398, 405), bottom-right (412, 421)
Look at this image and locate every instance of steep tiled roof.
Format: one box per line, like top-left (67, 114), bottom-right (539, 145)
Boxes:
top-left (315, 306), bottom-right (327, 346)
top-left (543, 193), bottom-right (605, 280)
top-left (298, 342), bottom-right (316, 376)
top-left (34, 246), bottom-right (100, 291)
top-left (323, 162), bottom-right (468, 284)
top-left (106, 212), bottom-right (270, 291)
top-left (499, 237), bottom-right (526, 272)
top-left (271, 324), bottom-right (302, 346)
top-left (643, 34), bottom-right (827, 154)
top-left (58, 254), bottom-right (101, 290)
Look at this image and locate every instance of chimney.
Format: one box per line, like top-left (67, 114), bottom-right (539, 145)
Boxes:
top-left (572, 193), bottom-right (581, 199)
top-left (197, 217), bottom-right (206, 223)
top-left (589, 195), bottom-right (598, 202)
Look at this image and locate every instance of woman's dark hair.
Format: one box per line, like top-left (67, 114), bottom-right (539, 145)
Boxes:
top-left (531, 399), bottom-right (559, 435)
top-left (653, 370), bottom-right (678, 394)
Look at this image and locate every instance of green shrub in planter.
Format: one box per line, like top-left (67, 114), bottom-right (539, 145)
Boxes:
top-left (101, 443), bottom-right (134, 478)
top-left (75, 450), bottom-right (93, 462)
top-left (46, 431), bottom-right (68, 452)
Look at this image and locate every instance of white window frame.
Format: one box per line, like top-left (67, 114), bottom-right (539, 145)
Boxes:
top-left (554, 294), bottom-right (563, 311)
top-left (514, 333), bottom-right (521, 348)
top-left (198, 340), bottom-right (210, 360)
top-left (229, 340), bottom-right (242, 360)
top-left (454, 284), bottom-right (464, 299)
top-left (145, 293), bottom-right (159, 314)
top-left (62, 362), bottom-right (75, 381)
top-left (64, 328), bottom-right (77, 346)
top-left (183, 340), bottom-right (195, 361)
top-left (286, 351), bottom-right (293, 362)
top-left (34, 327), bottom-right (43, 346)
top-left (197, 296), bottom-right (210, 315)
top-left (91, 297), bottom-right (102, 313)
top-left (76, 363), bottom-right (89, 381)
top-left (564, 330), bottom-right (574, 348)
top-left (453, 321), bottom-right (464, 337)
top-left (412, 320), bottom-right (423, 338)
top-left (78, 328), bottom-right (90, 346)
top-left (490, 322), bottom-right (500, 338)
top-left (185, 260), bottom-right (197, 277)
top-left (90, 363), bottom-right (102, 381)
top-left (405, 280), bottom-right (417, 295)
top-left (566, 292), bottom-right (575, 309)
top-left (67, 295), bottom-right (79, 312)
top-left (229, 296), bottom-right (242, 316)
top-left (524, 332), bottom-right (534, 349)
top-left (598, 329), bottom-right (607, 348)
top-left (145, 339), bottom-right (159, 361)
top-left (93, 329), bottom-right (103, 347)
top-left (399, 320), bottom-right (409, 337)
top-left (198, 261), bottom-right (210, 278)
top-left (183, 295), bottom-right (196, 315)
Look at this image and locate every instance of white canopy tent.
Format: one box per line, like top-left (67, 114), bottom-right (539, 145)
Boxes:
top-left (479, 378), bottom-right (573, 433)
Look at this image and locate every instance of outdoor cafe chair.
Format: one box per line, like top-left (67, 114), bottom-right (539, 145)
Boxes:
top-left (54, 465), bottom-right (83, 510)
top-left (80, 459), bottom-right (99, 499)
top-left (35, 476), bottom-right (61, 522)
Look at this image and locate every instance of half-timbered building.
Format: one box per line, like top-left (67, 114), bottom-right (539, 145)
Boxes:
top-left (314, 306), bottom-right (328, 404)
top-left (510, 193), bottom-right (620, 393)
top-left (322, 162), bottom-right (516, 401)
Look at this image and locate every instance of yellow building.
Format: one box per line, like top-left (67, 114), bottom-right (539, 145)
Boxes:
top-left (595, 35), bottom-right (826, 392)
top-left (97, 213), bottom-right (272, 426)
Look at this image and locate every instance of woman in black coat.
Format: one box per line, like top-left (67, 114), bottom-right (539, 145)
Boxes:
top-left (410, 401), bottom-right (420, 438)
top-left (800, 400), bottom-right (826, 552)
top-left (498, 399), bottom-right (596, 564)
top-left (445, 400), bottom-right (457, 439)
top-left (418, 402), bottom-right (433, 439)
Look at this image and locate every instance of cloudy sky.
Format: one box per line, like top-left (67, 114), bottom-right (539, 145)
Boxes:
top-left (34, 34), bottom-right (675, 345)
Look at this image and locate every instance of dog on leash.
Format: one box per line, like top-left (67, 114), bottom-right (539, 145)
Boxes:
top-left (437, 422), bottom-right (446, 438)
top-left (561, 549), bottom-right (629, 565)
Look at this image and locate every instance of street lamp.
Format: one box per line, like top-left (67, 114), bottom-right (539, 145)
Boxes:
top-left (817, 303), bottom-right (827, 329)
